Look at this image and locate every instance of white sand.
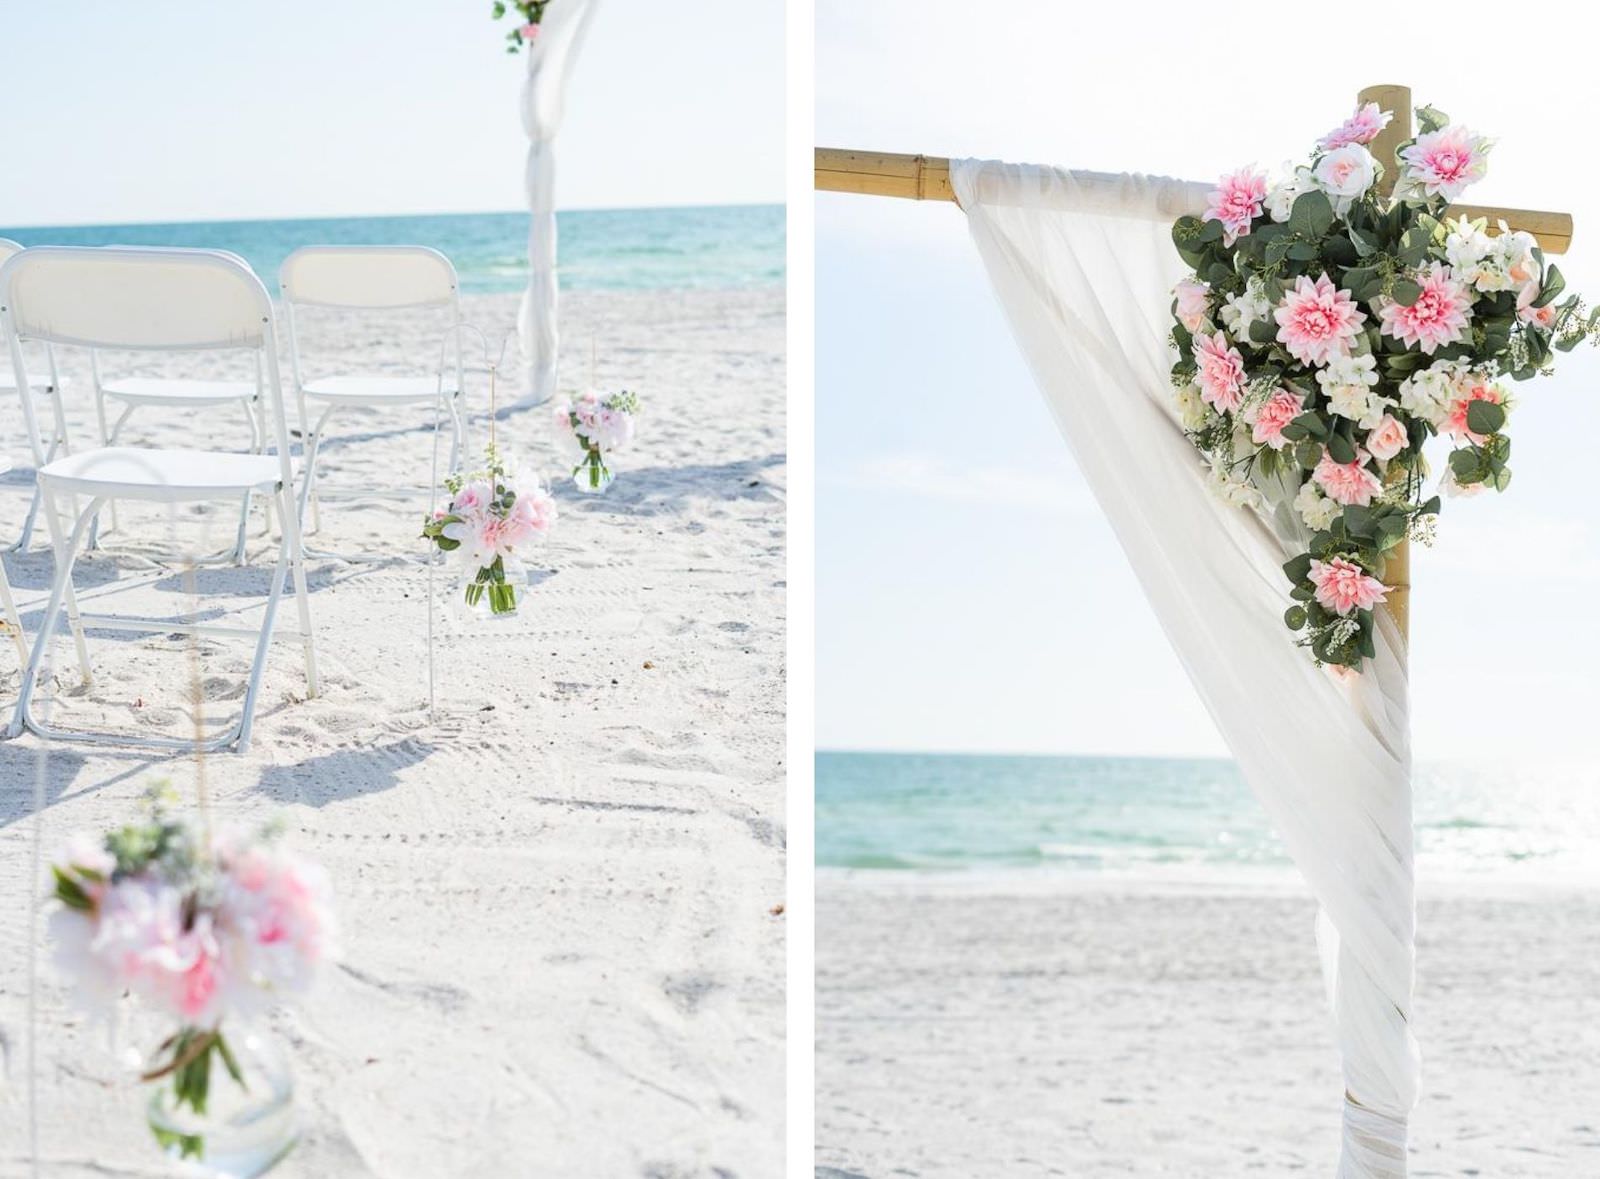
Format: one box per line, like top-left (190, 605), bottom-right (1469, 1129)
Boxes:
top-left (816, 870), bottom-right (1600, 1178)
top-left (0, 287), bottom-right (786, 1177)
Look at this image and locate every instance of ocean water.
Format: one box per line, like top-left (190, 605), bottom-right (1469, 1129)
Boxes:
top-left (0, 204), bottom-right (784, 295)
top-left (817, 751), bottom-right (1600, 885)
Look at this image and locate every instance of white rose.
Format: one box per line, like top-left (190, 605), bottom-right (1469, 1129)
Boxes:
top-left (1312, 145), bottom-right (1377, 214)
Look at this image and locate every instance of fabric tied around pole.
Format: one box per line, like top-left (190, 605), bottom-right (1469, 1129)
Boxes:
top-left (950, 158), bottom-right (1419, 1176)
top-left (515, 0), bottom-right (601, 405)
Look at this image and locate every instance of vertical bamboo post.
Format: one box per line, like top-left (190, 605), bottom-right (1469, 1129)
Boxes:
top-left (1360, 83), bottom-right (1411, 640)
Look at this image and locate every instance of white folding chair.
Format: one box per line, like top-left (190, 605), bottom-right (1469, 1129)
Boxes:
top-left (279, 246), bottom-right (465, 558)
top-left (83, 246), bottom-right (268, 564)
top-left (0, 238), bottom-right (69, 553)
top-left (0, 247), bottom-right (318, 753)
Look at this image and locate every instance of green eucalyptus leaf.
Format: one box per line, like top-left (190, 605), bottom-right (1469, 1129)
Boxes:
top-left (1288, 189), bottom-right (1335, 239)
top-left (1465, 400), bottom-right (1506, 435)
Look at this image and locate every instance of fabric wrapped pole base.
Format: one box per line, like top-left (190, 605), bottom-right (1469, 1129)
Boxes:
top-left (1341, 1099), bottom-right (1407, 1179)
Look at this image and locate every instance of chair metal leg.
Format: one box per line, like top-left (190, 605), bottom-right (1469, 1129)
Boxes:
top-left (0, 560), bottom-right (28, 665)
top-left (8, 491), bottom-right (100, 739)
top-left (279, 485), bottom-right (318, 697)
top-left (6, 483), bottom-right (42, 553)
top-left (88, 403), bottom-right (135, 552)
top-left (234, 491), bottom-right (295, 754)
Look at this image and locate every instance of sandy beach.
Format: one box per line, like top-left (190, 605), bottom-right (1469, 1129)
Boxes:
top-left (0, 286), bottom-right (786, 1177)
top-left (816, 870), bottom-right (1600, 1178)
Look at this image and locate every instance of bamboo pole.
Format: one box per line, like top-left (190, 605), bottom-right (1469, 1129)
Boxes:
top-left (1361, 84), bottom-right (1412, 639)
top-left (814, 148), bottom-right (1574, 255)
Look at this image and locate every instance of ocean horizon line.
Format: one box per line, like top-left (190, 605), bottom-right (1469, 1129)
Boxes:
top-left (0, 199), bottom-right (784, 235)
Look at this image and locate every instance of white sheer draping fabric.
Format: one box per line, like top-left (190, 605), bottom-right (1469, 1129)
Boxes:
top-left (516, 0), bottom-right (601, 404)
top-left (952, 159), bottom-right (1418, 1178)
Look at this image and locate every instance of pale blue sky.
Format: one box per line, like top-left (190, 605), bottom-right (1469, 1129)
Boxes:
top-left (817, 0), bottom-right (1600, 760)
top-left (1, 0), bottom-right (783, 226)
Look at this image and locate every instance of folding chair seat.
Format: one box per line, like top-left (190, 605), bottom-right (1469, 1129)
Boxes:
top-left (0, 246), bottom-right (318, 753)
top-left (279, 246), bottom-right (465, 558)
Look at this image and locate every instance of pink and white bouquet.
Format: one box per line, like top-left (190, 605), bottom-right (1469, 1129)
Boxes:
top-left (423, 445), bottom-right (558, 616)
top-left (552, 389), bottom-right (639, 493)
top-left (491, 0), bottom-right (548, 52)
top-left (1171, 102), bottom-right (1598, 672)
top-left (48, 785), bottom-right (335, 1160)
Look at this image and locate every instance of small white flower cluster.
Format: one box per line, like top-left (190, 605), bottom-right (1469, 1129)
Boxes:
top-left (1397, 358), bottom-right (1476, 429)
top-left (1208, 457), bottom-right (1263, 510)
top-left (1174, 381), bottom-right (1209, 431)
top-left (1293, 479), bottom-right (1342, 530)
top-left (1444, 218), bottom-right (1540, 294)
top-left (1220, 276), bottom-right (1274, 340)
top-left (1316, 354), bottom-right (1389, 428)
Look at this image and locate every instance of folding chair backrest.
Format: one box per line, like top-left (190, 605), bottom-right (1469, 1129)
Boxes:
top-left (0, 239), bottom-right (20, 266)
top-left (279, 246), bottom-right (458, 310)
top-left (0, 247), bottom-right (294, 484)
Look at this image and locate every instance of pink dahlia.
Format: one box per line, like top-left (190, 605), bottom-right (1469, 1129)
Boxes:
top-left (1203, 168), bottom-right (1267, 246)
top-left (1399, 125), bottom-right (1490, 201)
top-left (1377, 264), bottom-right (1473, 355)
top-left (1308, 556), bottom-right (1389, 617)
top-left (1443, 381), bottom-right (1503, 444)
top-left (1273, 274), bottom-right (1366, 367)
top-left (1194, 331), bottom-right (1246, 412)
top-left (1250, 388), bottom-right (1303, 449)
top-left (1318, 102), bottom-right (1393, 151)
top-left (1313, 448), bottom-right (1384, 507)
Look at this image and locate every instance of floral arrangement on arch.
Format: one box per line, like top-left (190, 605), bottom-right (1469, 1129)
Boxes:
top-left (423, 445), bottom-right (558, 616)
top-left (48, 785), bottom-right (335, 1161)
top-left (492, 0), bottom-right (549, 52)
top-left (1170, 102), bottom-right (1599, 673)
top-left (553, 389), bottom-right (639, 493)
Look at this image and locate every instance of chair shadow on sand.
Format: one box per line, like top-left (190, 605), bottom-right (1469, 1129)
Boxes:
top-left (0, 747), bottom-right (172, 831)
top-left (556, 452), bottom-right (784, 518)
top-left (252, 738), bottom-right (435, 808)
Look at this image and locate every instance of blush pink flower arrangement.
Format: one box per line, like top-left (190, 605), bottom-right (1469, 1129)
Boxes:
top-left (422, 445), bottom-right (557, 615)
top-left (552, 388), bottom-right (640, 493)
top-left (48, 785), bottom-right (335, 1161)
top-left (1169, 102), bottom-right (1599, 671)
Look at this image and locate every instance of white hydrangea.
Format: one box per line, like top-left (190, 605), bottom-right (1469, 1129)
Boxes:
top-left (1316, 354), bottom-right (1385, 427)
top-left (1221, 277), bottom-right (1274, 341)
top-left (1398, 358), bottom-right (1473, 429)
top-left (1294, 479), bottom-right (1342, 529)
top-left (1266, 165), bottom-right (1316, 223)
top-left (1445, 217), bottom-right (1541, 294)
top-left (1209, 459), bottom-right (1263, 510)
top-left (1173, 381), bottom-right (1208, 430)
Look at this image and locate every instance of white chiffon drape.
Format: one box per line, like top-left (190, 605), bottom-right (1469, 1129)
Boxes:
top-left (952, 159), bottom-right (1418, 1178)
top-left (516, 0), bottom-right (600, 405)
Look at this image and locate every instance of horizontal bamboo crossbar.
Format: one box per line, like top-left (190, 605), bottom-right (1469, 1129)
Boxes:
top-left (814, 148), bottom-right (1574, 253)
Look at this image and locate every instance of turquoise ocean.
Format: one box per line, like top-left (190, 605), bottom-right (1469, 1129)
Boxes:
top-left (817, 751), bottom-right (1600, 885)
top-left (0, 204), bottom-right (784, 294)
